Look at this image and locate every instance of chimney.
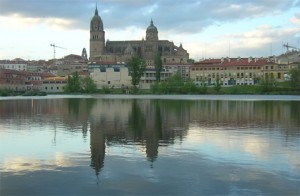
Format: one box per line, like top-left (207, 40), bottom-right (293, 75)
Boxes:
top-left (248, 56), bottom-right (252, 63)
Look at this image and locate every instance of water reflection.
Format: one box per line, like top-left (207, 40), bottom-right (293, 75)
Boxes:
top-left (90, 122), bottom-right (105, 177)
top-left (0, 96), bottom-right (299, 195)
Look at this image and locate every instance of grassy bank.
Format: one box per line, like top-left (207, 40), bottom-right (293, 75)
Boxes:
top-left (1, 85), bottom-right (299, 97)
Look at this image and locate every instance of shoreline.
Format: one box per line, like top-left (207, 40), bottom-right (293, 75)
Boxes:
top-left (0, 94), bottom-right (300, 101)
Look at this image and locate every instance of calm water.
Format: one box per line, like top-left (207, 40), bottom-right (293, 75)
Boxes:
top-left (0, 95), bottom-right (299, 195)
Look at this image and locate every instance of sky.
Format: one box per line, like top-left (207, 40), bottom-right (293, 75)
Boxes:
top-left (0, 0), bottom-right (299, 61)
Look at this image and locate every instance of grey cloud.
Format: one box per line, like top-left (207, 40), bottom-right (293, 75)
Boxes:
top-left (0, 0), bottom-right (298, 33)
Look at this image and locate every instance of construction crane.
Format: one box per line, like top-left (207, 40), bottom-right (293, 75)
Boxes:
top-left (283, 43), bottom-right (300, 52)
top-left (50, 43), bottom-right (66, 60)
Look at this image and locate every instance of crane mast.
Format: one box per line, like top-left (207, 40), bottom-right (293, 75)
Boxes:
top-left (283, 43), bottom-right (300, 52)
top-left (50, 43), bottom-right (66, 60)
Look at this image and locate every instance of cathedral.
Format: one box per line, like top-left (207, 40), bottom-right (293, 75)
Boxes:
top-left (89, 6), bottom-right (189, 67)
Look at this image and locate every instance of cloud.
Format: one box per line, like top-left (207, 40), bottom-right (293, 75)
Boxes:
top-left (0, 15), bottom-right (75, 30)
top-left (186, 25), bottom-right (299, 58)
top-left (0, 0), bottom-right (298, 33)
top-left (291, 12), bottom-right (300, 24)
top-left (0, 0), bottom-right (299, 60)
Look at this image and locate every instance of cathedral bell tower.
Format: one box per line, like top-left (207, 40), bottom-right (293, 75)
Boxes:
top-left (146, 19), bottom-right (158, 41)
top-left (90, 5), bottom-right (105, 61)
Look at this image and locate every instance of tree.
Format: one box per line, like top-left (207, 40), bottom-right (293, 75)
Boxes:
top-left (65, 72), bottom-right (97, 93)
top-left (154, 52), bottom-right (162, 82)
top-left (80, 77), bottom-right (97, 93)
top-left (214, 76), bottom-right (222, 92)
top-left (259, 73), bottom-right (277, 93)
top-left (65, 72), bottom-right (81, 93)
top-left (128, 55), bottom-right (146, 87)
top-left (289, 66), bottom-right (300, 90)
top-left (187, 58), bottom-right (195, 64)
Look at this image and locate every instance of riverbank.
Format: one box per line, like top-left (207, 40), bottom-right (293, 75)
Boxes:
top-left (1, 85), bottom-right (300, 97)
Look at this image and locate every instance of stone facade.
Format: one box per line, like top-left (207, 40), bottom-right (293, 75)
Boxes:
top-left (89, 6), bottom-right (189, 67)
top-left (190, 57), bottom-right (269, 86)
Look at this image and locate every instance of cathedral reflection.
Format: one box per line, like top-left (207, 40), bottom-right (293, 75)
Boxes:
top-left (4, 98), bottom-right (296, 177)
top-left (90, 122), bottom-right (105, 177)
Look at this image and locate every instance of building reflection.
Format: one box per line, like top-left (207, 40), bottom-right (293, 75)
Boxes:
top-left (0, 97), bottom-right (299, 177)
top-left (90, 121), bottom-right (105, 177)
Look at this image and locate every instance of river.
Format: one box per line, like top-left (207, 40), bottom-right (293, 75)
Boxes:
top-left (0, 95), bottom-right (299, 195)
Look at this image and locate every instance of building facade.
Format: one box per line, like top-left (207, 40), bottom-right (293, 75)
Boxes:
top-left (0, 60), bottom-right (27, 71)
top-left (190, 57), bottom-right (271, 86)
top-left (89, 62), bottom-right (131, 89)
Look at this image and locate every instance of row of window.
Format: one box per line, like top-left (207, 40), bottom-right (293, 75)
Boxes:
top-left (264, 65), bottom-right (288, 70)
top-left (44, 86), bottom-right (65, 90)
top-left (0, 65), bottom-right (26, 69)
top-left (196, 72), bottom-right (259, 78)
top-left (92, 35), bottom-right (101, 39)
top-left (192, 66), bottom-right (261, 71)
top-left (43, 81), bottom-right (67, 84)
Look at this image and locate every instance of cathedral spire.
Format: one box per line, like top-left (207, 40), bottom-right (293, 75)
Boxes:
top-left (95, 2), bottom-right (99, 16)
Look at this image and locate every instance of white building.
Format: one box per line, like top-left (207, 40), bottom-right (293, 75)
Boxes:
top-left (89, 63), bottom-right (131, 89)
top-left (0, 60), bottom-right (27, 71)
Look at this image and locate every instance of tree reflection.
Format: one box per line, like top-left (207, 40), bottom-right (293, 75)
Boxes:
top-left (128, 100), bottom-right (146, 140)
top-left (65, 98), bottom-right (96, 139)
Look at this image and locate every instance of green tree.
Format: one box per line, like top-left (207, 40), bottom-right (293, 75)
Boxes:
top-left (65, 72), bottom-right (81, 93)
top-left (154, 52), bottom-right (163, 82)
top-left (214, 76), bottom-right (222, 92)
top-left (187, 58), bottom-right (195, 64)
top-left (128, 55), bottom-right (146, 87)
top-left (165, 73), bottom-right (183, 93)
top-left (65, 72), bottom-right (97, 93)
top-left (289, 66), bottom-right (300, 90)
top-left (80, 77), bottom-right (97, 93)
top-left (259, 73), bottom-right (277, 93)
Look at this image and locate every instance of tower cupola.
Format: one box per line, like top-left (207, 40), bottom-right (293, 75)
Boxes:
top-left (146, 19), bottom-right (158, 41)
top-left (90, 5), bottom-right (104, 31)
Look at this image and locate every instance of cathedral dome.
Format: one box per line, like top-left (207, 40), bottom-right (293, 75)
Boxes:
top-left (146, 19), bottom-right (158, 41)
top-left (147, 19), bottom-right (157, 32)
top-left (90, 6), bottom-right (103, 31)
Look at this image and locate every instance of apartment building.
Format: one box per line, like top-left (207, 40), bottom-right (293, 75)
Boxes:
top-left (190, 57), bottom-right (273, 86)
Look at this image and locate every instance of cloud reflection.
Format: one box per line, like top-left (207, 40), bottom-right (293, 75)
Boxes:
top-left (187, 126), bottom-right (300, 174)
top-left (2, 152), bottom-right (74, 174)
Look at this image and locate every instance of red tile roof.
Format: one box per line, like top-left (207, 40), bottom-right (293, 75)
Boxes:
top-left (195, 59), bottom-right (221, 64)
top-left (193, 58), bottom-right (270, 67)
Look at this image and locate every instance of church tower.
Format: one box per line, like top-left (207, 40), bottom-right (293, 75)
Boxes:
top-left (146, 19), bottom-right (158, 41)
top-left (90, 5), bottom-right (105, 61)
